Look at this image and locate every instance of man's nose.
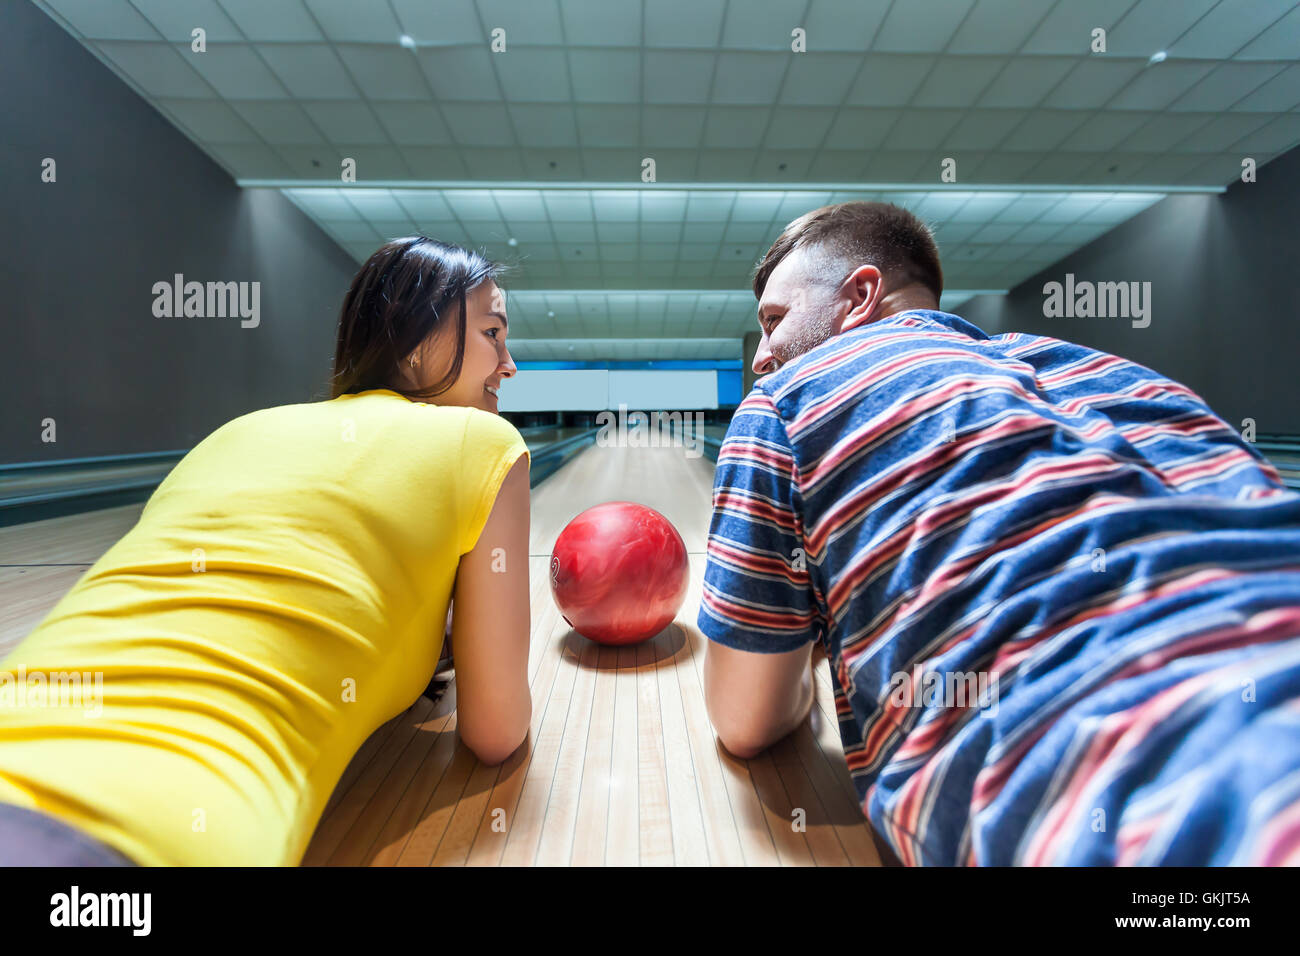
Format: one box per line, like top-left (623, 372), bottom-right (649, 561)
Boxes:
top-left (752, 341), bottom-right (777, 376)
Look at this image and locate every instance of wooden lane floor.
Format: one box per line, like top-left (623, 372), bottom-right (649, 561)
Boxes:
top-left (307, 439), bottom-right (881, 867)
top-left (0, 440), bottom-right (881, 866)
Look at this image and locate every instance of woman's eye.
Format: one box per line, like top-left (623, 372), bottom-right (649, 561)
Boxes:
top-left (487, 327), bottom-right (501, 339)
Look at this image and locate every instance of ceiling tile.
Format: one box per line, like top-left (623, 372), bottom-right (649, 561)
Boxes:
top-left (444, 189), bottom-right (503, 220)
top-left (304, 0), bottom-right (402, 44)
top-left (233, 100), bottom-right (326, 144)
top-left (41, 0), bottom-right (157, 40)
top-left (779, 53), bottom-right (863, 106)
top-left (1118, 111), bottom-right (1214, 150)
top-left (721, 0), bottom-right (806, 49)
top-left (206, 142), bottom-right (295, 177)
top-left (948, 0), bottom-right (1056, 53)
top-left (1172, 0), bottom-right (1297, 59)
top-left (1229, 113), bottom-right (1300, 152)
top-left (803, 0), bottom-right (892, 52)
top-left (400, 146), bottom-right (469, 177)
top-left (978, 56), bottom-right (1076, 108)
top-left (330, 146), bottom-right (410, 178)
top-left (285, 188), bottom-right (353, 219)
top-left (440, 103), bottom-right (515, 146)
top-left (560, 0), bottom-right (641, 46)
top-left (1043, 58), bottom-right (1146, 109)
top-left (1107, 62), bottom-right (1218, 110)
top-left (185, 44), bottom-right (289, 99)
top-left (1106, 0), bottom-right (1217, 56)
top-left (821, 108), bottom-right (901, 149)
top-left (1000, 110), bottom-right (1089, 150)
top-left (1056, 111), bottom-right (1151, 151)
top-left (508, 104), bottom-right (579, 148)
top-left (132, 0), bottom-right (242, 42)
top-left (568, 49), bottom-right (641, 103)
top-left (642, 106), bottom-right (708, 149)
top-left (1235, 3), bottom-right (1300, 59)
top-left (889, 110), bottom-right (966, 149)
top-left (1021, 0), bottom-right (1145, 55)
top-left (302, 101), bottom-right (389, 144)
top-left (95, 41), bottom-right (212, 97)
top-left (456, 147), bottom-right (526, 178)
top-left (762, 107), bottom-right (836, 148)
top-left (644, 51), bottom-right (715, 104)
top-left (944, 109), bottom-right (1030, 149)
top-left (417, 47), bottom-right (499, 102)
top-left (1176, 112), bottom-right (1273, 152)
top-left (157, 97), bottom-right (259, 142)
top-left (912, 57), bottom-right (1009, 107)
top-left (258, 44), bottom-right (360, 99)
top-left (1234, 64), bottom-right (1300, 111)
top-left (372, 102), bottom-right (450, 145)
top-left (218, 0), bottom-right (325, 42)
top-left (844, 54), bottom-right (936, 106)
top-left (1169, 63), bottom-right (1288, 112)
top-left (335, 47), bottom-right (430, 101)
top-left (574, 105), bottom-right (640, 148)
top-left (495, 48), bottom-right (573, 102)
top-left (874, 0), bottom-right (977, 52)
top-left (474, 0), bottom-right (565, 45)
top-left (389, 0), bottom-right (481, 45)
top-left (712, 52), bottom-right (787, 106)
top-left (644, 0), bottom-right (726, 49)
top-left (701, 107), bottom-right (771, 148)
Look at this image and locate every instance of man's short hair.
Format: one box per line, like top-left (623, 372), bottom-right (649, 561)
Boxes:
top-left (752, 201), bottom-right (944, 303)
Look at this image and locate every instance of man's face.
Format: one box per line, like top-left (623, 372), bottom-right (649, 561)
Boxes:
top-left (752, 249), bottom-right (845, 376)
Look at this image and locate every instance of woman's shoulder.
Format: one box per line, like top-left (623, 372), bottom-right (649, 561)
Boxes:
top-left (459, 407), bottom-right (527, 451)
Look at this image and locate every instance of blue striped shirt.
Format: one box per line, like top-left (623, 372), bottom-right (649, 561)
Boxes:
top-left (698, 309), bottom-right (1300, 865)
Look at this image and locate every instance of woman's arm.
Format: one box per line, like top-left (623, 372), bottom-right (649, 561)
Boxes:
top-left (448, 454), bottom-right (532, 765)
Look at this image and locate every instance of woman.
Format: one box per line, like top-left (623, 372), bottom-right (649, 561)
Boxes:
top-left (0, 237), bottom-right (533, 866)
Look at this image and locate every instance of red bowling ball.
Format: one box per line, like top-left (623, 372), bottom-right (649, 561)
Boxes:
top-left (549, 501), bottom-right (690, 646)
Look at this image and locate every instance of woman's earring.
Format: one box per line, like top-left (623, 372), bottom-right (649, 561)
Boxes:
top-left (409, 354), bottom-right (420, 368)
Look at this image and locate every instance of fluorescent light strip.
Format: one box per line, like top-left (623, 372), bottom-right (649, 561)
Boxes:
top-left (247, 180), bottom-right (1214, 195)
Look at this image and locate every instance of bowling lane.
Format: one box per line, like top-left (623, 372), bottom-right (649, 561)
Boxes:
top-left (308, 440), bottom-right (884, 866)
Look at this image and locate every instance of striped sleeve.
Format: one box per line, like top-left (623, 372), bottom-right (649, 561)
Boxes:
top-left (697, 389), bottom-right (821, 654)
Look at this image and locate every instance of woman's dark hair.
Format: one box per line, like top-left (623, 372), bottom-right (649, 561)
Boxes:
top-left (331, 237), bottom-right (508, 401)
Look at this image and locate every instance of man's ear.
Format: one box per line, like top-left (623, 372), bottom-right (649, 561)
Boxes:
top-left (837, 264), bottom-right (884, 333)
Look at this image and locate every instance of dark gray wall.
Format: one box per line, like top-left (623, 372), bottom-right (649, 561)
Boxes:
top-left (1, 0), bottom-right (358, 465)
top-left (960, 146), bottom-right (1300, 435)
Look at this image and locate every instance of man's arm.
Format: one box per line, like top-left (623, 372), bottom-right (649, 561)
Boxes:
top-left (704, 639), bottom-right (815, 759)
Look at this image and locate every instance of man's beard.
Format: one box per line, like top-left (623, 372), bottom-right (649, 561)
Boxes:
top-left (773, 309), bottom-right (836, 369)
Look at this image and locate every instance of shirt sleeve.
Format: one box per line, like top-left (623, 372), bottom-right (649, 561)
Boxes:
top-left (458, 409), bottom-right (531, 554)
top-left (697, 388), bottom-right (821, 653)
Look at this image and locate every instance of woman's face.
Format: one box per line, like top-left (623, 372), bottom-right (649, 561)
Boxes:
top-left (405, 280), bottom-right (516, 413)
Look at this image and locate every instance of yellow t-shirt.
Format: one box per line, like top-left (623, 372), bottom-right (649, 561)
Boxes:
top-left (0, 388), bottom-right (529, 866)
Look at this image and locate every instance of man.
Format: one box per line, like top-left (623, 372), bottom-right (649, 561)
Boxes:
top-left (698, 201), bottom-right (1300, 866)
